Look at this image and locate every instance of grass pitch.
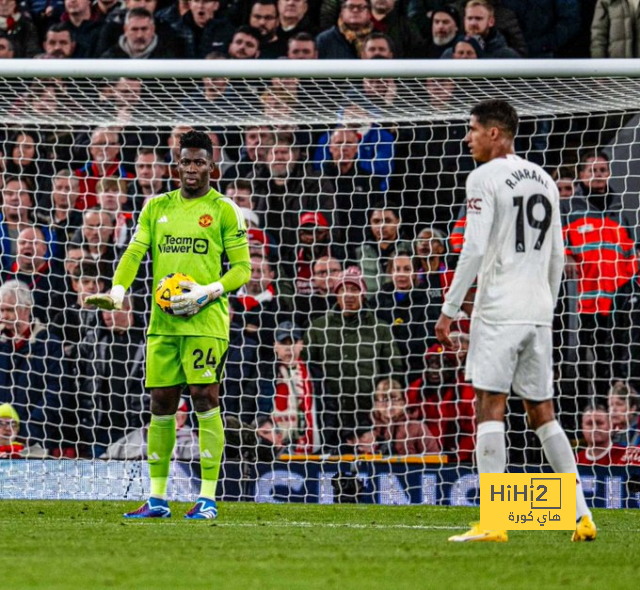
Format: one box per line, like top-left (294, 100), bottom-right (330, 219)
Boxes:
top-left (1, 502), bottom-right (637, 589)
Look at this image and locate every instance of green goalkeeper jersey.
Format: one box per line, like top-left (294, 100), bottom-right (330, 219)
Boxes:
top-left (117, 188), bottom-right (249, 339)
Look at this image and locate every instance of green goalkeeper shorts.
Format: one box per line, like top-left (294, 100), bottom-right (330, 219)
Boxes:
top-left (146, 335), bottom-right (229, 388)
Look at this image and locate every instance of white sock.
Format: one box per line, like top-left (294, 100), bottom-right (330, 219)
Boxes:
top-left (536, 420), bottom-right (592, 521)
top-left (476, 421), bottom-right (506, 473)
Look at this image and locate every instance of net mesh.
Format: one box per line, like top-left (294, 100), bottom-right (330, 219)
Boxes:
top-left (0, 72), bottom-right (638, 507)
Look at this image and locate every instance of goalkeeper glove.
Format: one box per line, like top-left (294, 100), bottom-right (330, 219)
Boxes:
top-left (85, 285), bottom-right (125, 311)
top-left (170, 281), bottom-right (224, 317)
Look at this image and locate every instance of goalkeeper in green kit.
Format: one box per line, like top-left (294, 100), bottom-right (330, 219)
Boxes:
top-left (86, 131), bottom-right (250, 519)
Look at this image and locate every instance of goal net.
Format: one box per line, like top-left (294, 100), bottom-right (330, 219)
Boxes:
top-left (0, 61), bottom-right (637, 507)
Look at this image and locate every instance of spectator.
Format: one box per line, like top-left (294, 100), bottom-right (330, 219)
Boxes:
top-left (227, 24), bottom-right (262, 58)
top-left (356, 203), bottom-right (411, 294)
top-left (253, 131), bottom-right (335, 259)
top-left (181, 54), bottom-right (261, 121)
top-left (95, 177), bottom-right (134, 253)
top-left (564, 150), bottom-right (638, 398)
top-left (225, 179), bottom-right (255, 211)
top-left (45, 170), bottom-right (83, 252)
top-left (306, 255), bottom-right (341, 317)
top-left (425, 4), bottom-right (460, 58)
top-left (286, 30), bottom-right (317, 57)
top-left (441, 0), bottom-right (520, 58)
top-left (316, 0), bottom-right (373, 59)
top-left (413, 227), bottom-right (450, 342)
top-left (72, 208), bottom-right (118, 279)
top-left (104, 397), bottom-right (199, 460)
top-left (172, 0), bottom-right (235, 58)
top-left (96, 0), bottom-right (184, 57)
top-left (258, 321), bottom-right (319, 452)
top-left (75, 126), bottom-right (133, 210)
top-left (278, 0), bottom-right (315, 43)
top-left (127, 148), bottom-right (170, 215)
top-left (608, 381), bottom-right (640, 447)
top-left (0, 31), bottom-right (15, 58)
top-left (225, 254), bottom-right (283, 423)
top-left (316, 127), bottom-right (383, 257)
top-left (60, 0), bottom-right (102, 58)
top-left (372, 378), bottom-right (439, 455)
top-left (303, 266), bottom-right (404, 448)
top-left (50, 258), bottom-right (105, 451)
top-left (5, 129), bottom-right (53, 205)
top-left (406, 342), bottom-right (476, 461)
top-left (51, 258), bottom-right (105, 358)
top-left (4, 225), bottom-right (64, 325)
top-left (360, 30), bottom-right (394, 58)
top-left (575, 404), bottom-right (627, 465)
top-left (372, 251), bottom-right (429, 379)
top-left (75, 294), bottom-right (147, 456)
top-left (249, 0), bottom-right (287, 57)
top-left (100, 8), bottom-right (178, 58)
top-left (553, 166), bottom-right (576, 199)
top-left (41, 22), bottom-right (77, 58)
top-left (0, 0), bottom-right (39, 57)
top-left (450, 33), bottom-right (484, 58)
top-left (279, 212), bottom-right (342, 328)
top-left (503, 0), bottom-right (580, 58)
top-left (0, 403), bottom-right (26, 457)
top-left (97, 77), bottom-right (147, 125)
top-left (60, 244), bottom-right (89, 306)
top-left (369, 0), bottom-right (425, 58)
top-left (0, 280), bottom-right (64, 450)
top-left (313, 107), bottom-right (395, 188)
top-left (222, 125), bottom-right (271, 187)
top-left (0, 177), bottom-right (36, 273)
top-left (590, 0), bottom-right (640, 57)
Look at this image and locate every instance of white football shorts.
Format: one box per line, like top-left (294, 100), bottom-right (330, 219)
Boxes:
top-left (465, 318), bottom-right (554, 401)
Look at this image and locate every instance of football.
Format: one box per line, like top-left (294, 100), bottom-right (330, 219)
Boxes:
top-left (155, 272), bottom-right (195, 314)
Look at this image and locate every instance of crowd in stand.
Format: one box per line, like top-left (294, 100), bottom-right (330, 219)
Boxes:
top-left (0, 0), bottom-right (629, 61)
top-left (0, 0), bottom-right (638, 464)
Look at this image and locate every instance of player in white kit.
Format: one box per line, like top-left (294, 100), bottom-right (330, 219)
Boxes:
top-left (435, 99), bottom-right (596, 543)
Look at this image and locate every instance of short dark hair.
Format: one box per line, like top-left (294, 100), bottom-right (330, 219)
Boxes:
top-left (180, 130), bottom-right (213, 157)
top-left (470, 99), bottom-right (519, 138)
top-left (126, 7), bottom-right (154, 23)
top-left (578, 148), bottom-right (609, 171)
top-left (74, 258), bottom-right (102, 280)
top-left (46, 22), bottom-right (76, 41)
top-left (289, 31), bottom-right (315, 46)
top-left (362, 31), bottom-right (395, 55)
top-left (233, 25), bottom-right (262, 45)
top-left (231, 179), bottom-right (253, 192)
top-left (251, 0), bottom-right (278, 12)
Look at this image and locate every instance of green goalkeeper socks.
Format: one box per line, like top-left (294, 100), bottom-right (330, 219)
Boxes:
top-left (197, 407), bottom-right (225, 500)
top-left (148, 414), bottom-right (177, 499)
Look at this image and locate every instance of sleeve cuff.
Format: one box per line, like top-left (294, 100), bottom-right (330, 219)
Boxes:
top-left (441, 301), bottom-right (459, 319)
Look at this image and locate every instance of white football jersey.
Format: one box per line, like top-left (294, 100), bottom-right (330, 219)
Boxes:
top-left (442, 154), bottom-right (564, 325)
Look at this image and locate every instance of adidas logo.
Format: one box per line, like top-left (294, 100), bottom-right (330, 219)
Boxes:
top-left (202, 369), bottom-right (213, 378)
top-left (157, 215), bottom-right (168, 223)
top-left (201, 449), bottom-right (213, 459)
top-left (149, 452), bottom-right (160, 461)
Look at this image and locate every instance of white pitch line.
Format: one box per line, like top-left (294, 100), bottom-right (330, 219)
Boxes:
top-left (123, 521), bottom-right (460, 530)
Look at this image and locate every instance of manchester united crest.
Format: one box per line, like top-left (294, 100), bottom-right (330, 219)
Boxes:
top-left (199, 214), bottom-right (212, 228)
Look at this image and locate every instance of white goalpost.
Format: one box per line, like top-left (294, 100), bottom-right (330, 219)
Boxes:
top-left (0, 59), bottom-right (637, 507)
